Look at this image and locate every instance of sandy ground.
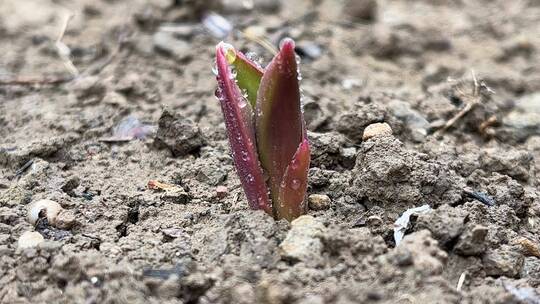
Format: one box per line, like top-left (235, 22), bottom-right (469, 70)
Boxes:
top-left (1, 0), bottom-right (540, 303)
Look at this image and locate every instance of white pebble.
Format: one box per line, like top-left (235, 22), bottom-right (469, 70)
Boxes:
top-left (17, 231), bottom-right (44, 249)
top-left (362, 122), bottom-right (393, 140)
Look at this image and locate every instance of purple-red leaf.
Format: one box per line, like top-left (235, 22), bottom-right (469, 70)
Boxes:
top-left (255, 38), bottom-right (304, 212)
top-left (215, 42), bottom-right (271, 214)
top-left (277, 139), bottom-right (310, 221)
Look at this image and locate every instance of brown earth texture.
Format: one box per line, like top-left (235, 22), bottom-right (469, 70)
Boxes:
top-left (1, 0), bottom-right (540, 303)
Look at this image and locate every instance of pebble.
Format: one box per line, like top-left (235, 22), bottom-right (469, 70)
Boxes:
top-left (279, 215), bottom-right (324, 263)
top-left (201, 12), bottom-right (233, 39)
top-left (296, 41), bottom-right (323, 60)
top-left (215, 186), bottom-right (229, 199)
top-left (362, 122), bottom-right (393, 140)
top-left (55, 210), bottom-right (76, 230)
top-left (454, 225), bottom-right (488, 256)
top-left (17, 231), bottom-right (44, 250)
top-left (308, 194), bottom-right (331, 210)
top-left (154, 109), bottom-right (205, 157)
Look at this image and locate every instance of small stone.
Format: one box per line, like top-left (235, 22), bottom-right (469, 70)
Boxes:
top-left (27, 199), bottom-right (63, 226)
top-left (483, 245), bottom-right (524, 278)
top-left (154, 109), bottom-right (205, 157)
top-left (362, 122), bottom-right (392, 140)
top-left (161, 189), bottom-right (191, 204)
top-left (161, 228), bottom-right (186, 239)
top-left (17, 231), bottom-right (44, 250)
top-left (279, 215), bottom-right (324, 263)
top-left (366, 215), bottom-right (383, 226)
top-left (296, 41), bottom-right (323, 60)
top-left (308, 194), bottom-right (331, 211)
top-left (340, 147), bottom-right (357, 169)
top-left (55, 210), bottom-right (76, 230)
top-left (69, 76), bottom-right (106, 100)
top-left (102, 91), bottom-right (128, 106)
top-left (215, 186), bottom-right (228, 199)
top-left (454, 225), bottom-right (488, 256)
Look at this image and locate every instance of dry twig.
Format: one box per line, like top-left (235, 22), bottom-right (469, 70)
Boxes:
top-left (434, 70), bottom-right (495, 136)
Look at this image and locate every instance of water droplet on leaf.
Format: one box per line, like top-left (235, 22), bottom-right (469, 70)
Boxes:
top-left (291, 179), bottom-right (301, 190)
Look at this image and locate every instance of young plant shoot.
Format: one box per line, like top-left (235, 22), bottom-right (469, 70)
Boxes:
top-left (214, 38), bottom-right (310, 222)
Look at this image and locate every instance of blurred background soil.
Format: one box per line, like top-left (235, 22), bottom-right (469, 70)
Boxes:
top-left (1, 0), bottom-right (540, 303)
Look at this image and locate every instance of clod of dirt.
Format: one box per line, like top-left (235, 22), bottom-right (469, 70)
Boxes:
top-left (353, 134), bottom-right (464, 210)
top-left (153, 30), bottom-right (191, 61)
top-left (393, 230), bottom-right (447, 276)
top-left (17, 231), bottom-right (44, 250)
top-left (27, 199), bottom-right (63, 226)
top-left (154, 109), bottom-right (205, 157)
top-left (308, 131), bottom-right (353, 170)
top-left (303, 101), bottom-right (328, 131)
top-left (501, 92), bottom-right (540, 142)
top-left (358, 24), bottom-right (451, 59)
top-left (343, 0), bottom-right (377, 22)
top-left (160, 187), bottom-right (191, 204)
top-left (0, 134), bottom-right (79, 169)
top-left (454, 224), bottom-right (489, 256)
top-left (334, 101), bottom-right (387, 143)
top-left (308, 194), bottom-right (331, 211)
top-left (483, 245), bottom-right (524, 278)
top-left (467, 172), bottom-right (532, 216)
top-left (521, 257), bottom-right (540, 287)
top-left (415, 204), bottom-right (468, 248)
top-left (362, 122), bottom-right (392, 141)
top-left (279, 215), bottom-right (324, 264)
top-left (388, 99), bottom-right (429, 142)
top-left (479, 147), bottom-right (534, 183)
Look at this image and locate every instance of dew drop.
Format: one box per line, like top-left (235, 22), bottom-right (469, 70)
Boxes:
top-left (238, 98), bottom-right (247, 108)
top-left (291, 179), bottom-right (301, 190)
top-left (228, 65), bottom-right (237, 79)
top-left (246, 52), bottom-right (263, 69)
top-left (258, 196), bottom-right (265, 208)
top-left (246, 174), bottom-right (254, 183)
top-left (241, 150), bottom-right (249, 161)
top-left (290, 158), bottom-right (299, 170)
